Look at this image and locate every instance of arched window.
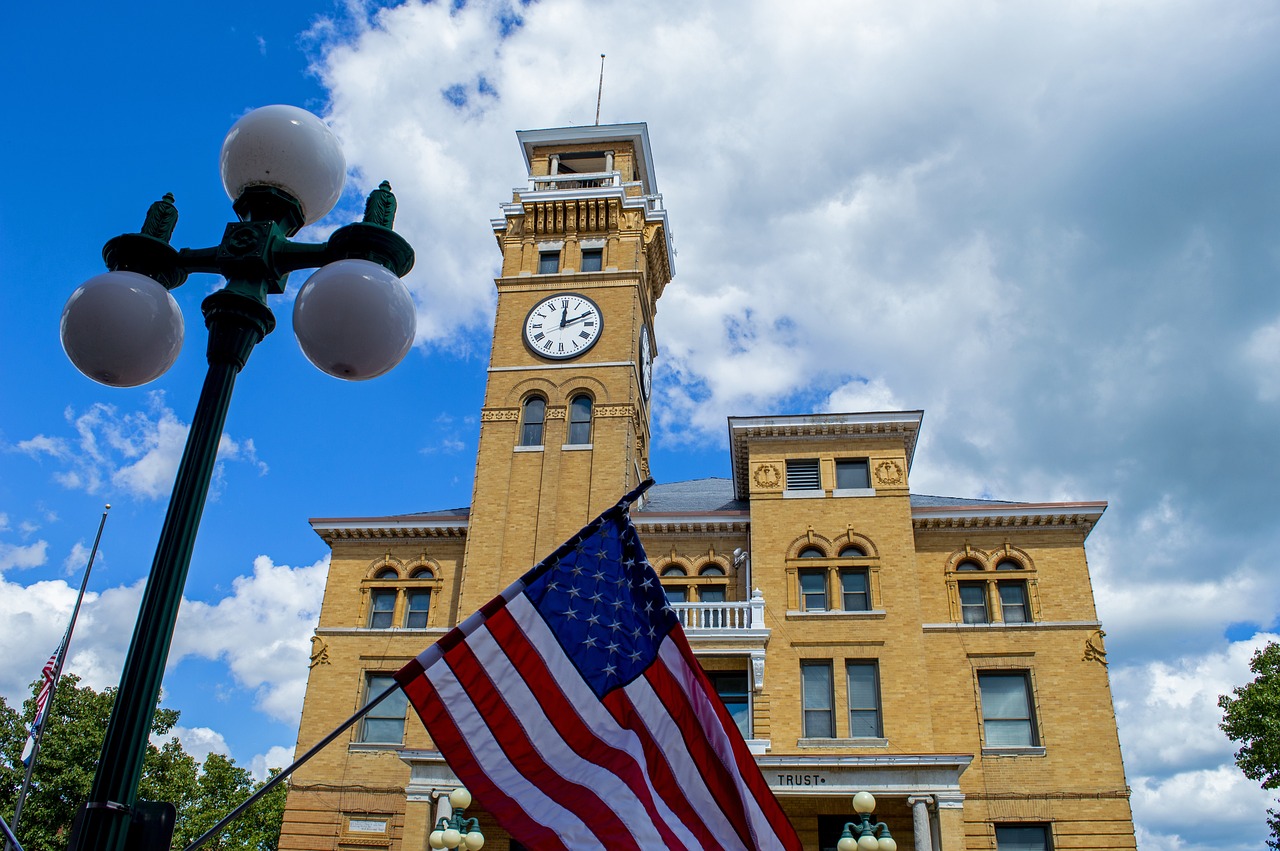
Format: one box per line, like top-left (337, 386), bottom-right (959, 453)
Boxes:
top-left (567, 394), bottom-right (593, 445)
top-left (956, 560), bottom-right (983, 571)
top-left (698, 565), bottom-right (727, 604)
top-left (661, 565), bottom-right (688, 603)
top-left (798, 547), bottom-right (825, 558)
top-left (375, 567), bottom-right (399, 579)
top-left (996, 560), bottom-right (1023, 570)
top-left (520, 397), bottom-right (546, 446)
top-left (840, 545), bottom-right (867, 558)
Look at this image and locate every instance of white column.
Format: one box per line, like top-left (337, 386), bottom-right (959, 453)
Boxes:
top-left (550, 153), bottom-right (560, 175)
top-left (908, 796), bottom-right (933, 851)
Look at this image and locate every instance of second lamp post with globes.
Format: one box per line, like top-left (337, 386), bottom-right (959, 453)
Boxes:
top-left (61, 105), bottom-right (419, 851)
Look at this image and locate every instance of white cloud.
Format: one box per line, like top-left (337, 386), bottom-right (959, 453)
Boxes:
top-left (63, 541), bottom-right (92, 575)
top-left (170, 555), bottom-right (329, 724)
top-left (168, 725), bottom-right (231, 766)
top-left (0, 539), bottom-right (48, 571)
top-left (13, 392), bottom-right (268, 502)
top-left (0, 554), bottom-right (327, 732)
top-left (250, 745), bottom-right (295, 781)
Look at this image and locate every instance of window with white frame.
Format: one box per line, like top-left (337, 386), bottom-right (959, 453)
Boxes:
top-left (801, 661), bottom-right (834, 738)
top-left (979, 671), bottom-right (1038, 747)
top-left (520, 396), bottom-right (546, 447)
top-left (846, 661), bottom-right (883, 738)
top-left (358, 674), bottom-right (408, 743)
top-left (835, 458), bottom-right (871, 490)
top-left (707, 671), bottom-right (750, 738)
top-left (995, 824), bottom-right (1051, 851)
top-left (567, 394), bottom-right (593, 445)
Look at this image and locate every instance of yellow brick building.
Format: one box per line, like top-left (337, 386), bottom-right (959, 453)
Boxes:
top-left (280, 123), bottom-right (1136, 851)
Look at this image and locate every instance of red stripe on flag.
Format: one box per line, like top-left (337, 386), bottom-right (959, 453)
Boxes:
top-left (484, 607), bottom-right (693, 849)
top-left (400, 670), bottom-right (571, 851)
top-left (664, 631), bottom-right (802, 850)
top-left (640, 661), bottom-right (759, 851)
top-left (442, 637), bottom-right (643, 850)
top-left (601, 685), bottom-right (746, 850)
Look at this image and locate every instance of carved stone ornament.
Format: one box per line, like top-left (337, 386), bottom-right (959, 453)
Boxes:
top-left (753, 463), bottom-right (781, 490)
top-left (1083, 629), bottom-right (1108, 666)
top-left (751, 653), bottom-right (766, 692)
top-left (480, 408), bottom-right (520, 422)
top-left (874, 459), bottom-right (905, 486)
top-left (309, 635), bottom-right (330, 669)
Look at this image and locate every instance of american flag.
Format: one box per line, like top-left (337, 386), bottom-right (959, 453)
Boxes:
top-left (21, 645), bottom-right (61, 765)
top-left (396, 483), bottom-right (801, 850)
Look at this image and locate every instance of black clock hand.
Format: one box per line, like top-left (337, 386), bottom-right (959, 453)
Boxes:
top-left (560, 304), bottom-right (569, 327)
top-left (563, 311), bottom-right (595, 326)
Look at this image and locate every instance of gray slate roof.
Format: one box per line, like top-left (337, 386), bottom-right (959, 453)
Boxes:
top-left (394, 478), bottom-right (1029, 518)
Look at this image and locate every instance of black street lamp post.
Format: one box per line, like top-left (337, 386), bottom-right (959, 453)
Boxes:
top-left (60, 105), bottom-right (418, 851)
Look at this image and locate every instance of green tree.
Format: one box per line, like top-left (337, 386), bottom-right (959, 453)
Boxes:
top-left (1, 675), bottom-right (284, 851)
top-left (1219, 641), bottom-right (1280, 849)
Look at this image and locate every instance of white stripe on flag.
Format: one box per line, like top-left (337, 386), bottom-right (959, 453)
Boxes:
top-left (621, 668), bottom-right (754, 851)
top-left (496, 596), bottom-right (706, 849)
top-left (658, 639), bottom-right (788, 851)
top-left (427, 652), bottom-right (607, 851)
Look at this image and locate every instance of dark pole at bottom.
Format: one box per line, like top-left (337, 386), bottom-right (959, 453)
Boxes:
top-left (69, 291), bottom-right (274, 851)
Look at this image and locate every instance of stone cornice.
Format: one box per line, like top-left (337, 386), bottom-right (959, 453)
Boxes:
top-left (633, 512), bottom-right (750, 535)
top-left (911, 502), bottom-right (1107, 538)
top-left (729, 412), bottom-right (924, 500)
top-left (311, 515), bottom-right (469, 542)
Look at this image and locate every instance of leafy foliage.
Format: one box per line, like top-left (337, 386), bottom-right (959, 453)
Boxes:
top-left (1220, 641), bottom-right (1280, 849)
top-left (1, 675), bottom-right (285, 851)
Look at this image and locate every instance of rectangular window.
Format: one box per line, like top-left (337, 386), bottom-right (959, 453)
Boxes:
top-left (698, 585), bottom-right (726, 604)
top-left (999, 581), bottom-right (1029, 623)
top-left (846, 661), bottom-right (882, 737)
top-left (959, 581), bottom-right (989, 624)
top-left (979, 672), bottom-right (1038, 747)
top-left (835, 458), bottom-right (870, 490)
top-left (707, 671), bottom-right (750, 739)
top-left (799, 569), bottom-right (828, 611)
top-left (801, 661), bottom-right (834, 738)
top-left (995, 825), bottom-right (1050, 851)
top-left (368, 590), bottom-right (395, 629)
top-left (785, 458), bottom-right (821, 490)
top-left (580, 248), bottom-right (603, 272)
top-left (840, 569), bottom-right (870, 611)
top-left (538, 251), bottom-right (560, 274)
top-left (664, 584), bottom-right (687, 604)
top-left (359, 674), bottom-right (408, 743)
top-left (404, 590), bottom-right (430, 628)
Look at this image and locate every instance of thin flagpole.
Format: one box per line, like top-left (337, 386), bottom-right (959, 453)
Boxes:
top-left (0, 815), bottom-right (25, 851)
top-left (7, 505), bottom-right (110, 851)
top-left (182, 683), bottom-right (399, 851)
top-left (595, 54), bottom-right (606, 125)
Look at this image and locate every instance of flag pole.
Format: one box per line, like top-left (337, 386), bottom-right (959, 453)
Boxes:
top-left (0, 815), bottom-right (25, 851)
top-left (182, 683), bottom-right (399, 851)
top-left (7, 505), bottom-right (110, 851)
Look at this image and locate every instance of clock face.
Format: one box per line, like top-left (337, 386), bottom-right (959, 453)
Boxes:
top-left (524, 293), bottom-right (603, 360)
top-left (639, 325), bottom-right (653, 400)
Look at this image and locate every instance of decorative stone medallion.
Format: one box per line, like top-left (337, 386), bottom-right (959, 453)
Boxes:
top-left (874, 459), bottom-right (904, 486)
top-left (754, 463), bottom-right (781, 489)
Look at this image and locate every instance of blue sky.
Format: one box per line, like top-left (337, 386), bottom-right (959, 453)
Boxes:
top-left (3, 2), bottom-right (1280, 848)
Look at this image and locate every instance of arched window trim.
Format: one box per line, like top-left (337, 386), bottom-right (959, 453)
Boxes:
top-left (566, 393), bottom-right (594, 446)
top-left (519, 396), bottom-right (547, 447)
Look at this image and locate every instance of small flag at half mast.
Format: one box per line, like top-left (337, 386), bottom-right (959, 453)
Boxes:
top-left (21, 644), bottom-right (61, 765)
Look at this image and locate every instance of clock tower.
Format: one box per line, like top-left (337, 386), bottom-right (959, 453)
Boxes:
top-left (459, 123), bottom-right (674, 611)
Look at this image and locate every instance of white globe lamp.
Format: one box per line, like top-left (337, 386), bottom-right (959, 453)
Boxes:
top-left (61, 271), bottom-right (184, 387)
top-left (219, 105), bottom-right (346, 225)
top-left (293, 259), bottom-right (416, 380)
